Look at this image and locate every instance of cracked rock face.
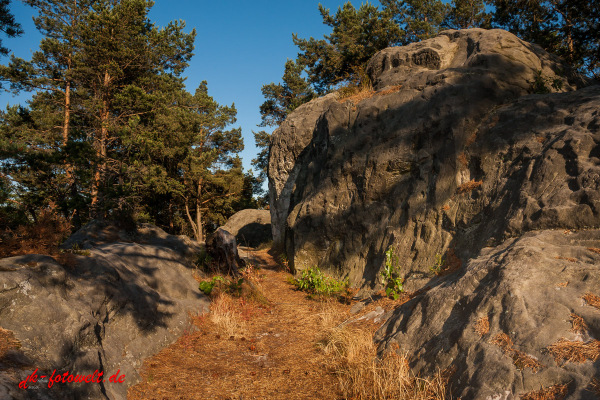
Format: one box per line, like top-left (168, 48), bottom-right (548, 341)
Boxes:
top-left (376, 230), bottom-right (600, 399)
top-left (268, 28), bottom-right (594, 286)
top-left (0, 226), bottom-right (208, 400)
top-left (268, 28), bottom-right (599, 398)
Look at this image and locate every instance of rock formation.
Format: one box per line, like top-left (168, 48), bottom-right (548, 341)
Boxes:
top-left (268, 28), bottom-right (600, 398)
top-left (220, 209), bottom-right (272, 248)
top-left (0, 223), bottom-right (208, 400)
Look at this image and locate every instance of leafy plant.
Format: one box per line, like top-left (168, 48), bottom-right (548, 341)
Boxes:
top-left (380, 246), bottom-right (404, 300)
top-left (531, 70), bottom-right (563, 94)
top-left (198, 275), bottom-right (226, 296)
top-left (430, 253), bottom-right (444, 275)
top-left (292, 266), bottom-right (348, 296)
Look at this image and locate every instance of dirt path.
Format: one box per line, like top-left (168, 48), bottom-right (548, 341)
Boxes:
top-left (127, 249), bottom-right (354, 400)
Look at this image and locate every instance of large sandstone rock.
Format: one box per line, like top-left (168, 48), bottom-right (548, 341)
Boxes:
top-left (268, 28), bottom-right (600, 398)
top-left (221, 209), bottom-right (272, 248)
top-left (0, 224), bottom-right (208, 400)
top-left (375, 229), bottom-right (600, 399)
top-left (268, 28), bottom-right (592, 287)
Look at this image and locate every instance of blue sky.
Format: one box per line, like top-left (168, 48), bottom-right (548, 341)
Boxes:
top-left (0, 0), bottom-right (380, 174)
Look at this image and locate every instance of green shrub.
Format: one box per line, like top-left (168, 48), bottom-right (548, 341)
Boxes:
top-left (198, 275), bottom-right (226, 296)
top-left (292, 266), bottom-right (348, 296)
top-left (381, 246), bottom-right (404, 300)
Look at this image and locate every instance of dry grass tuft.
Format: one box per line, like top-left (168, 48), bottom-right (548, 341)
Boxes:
top-left (209, 293), bottom-right (247, 338)
top-left (491, 333), bottom-right (544, 372)
top-left (0, 327), bottom-right (21, 357)
top-left (456, 179), bottom-right (483, 194)
top-left (0, 202), bottom-right (71, 258)
top-left (587, 247), bottom-right (600, 255)
top-left (583, 293), bottom-right (600, 310)
top-left (547, 338), bottom-right (600, 364)
top-left (474, 316), bottom-right (490, 337)
top-left (458, 152), bottom-right (469, 168)
top-left (520, 383), bottom-right (569, 400)
top-left (338, 84), bottom-right (402, 107)
top-left (570, 314), bottom-right (588, 335)
top-left (555, 256), bottom-right (577, 262)
top-left (319, 323), bottom-right (451, 400)
top-left (378, 84), bottom-right (403, 96)
top-left (589, 379), bottom-right (600, 397)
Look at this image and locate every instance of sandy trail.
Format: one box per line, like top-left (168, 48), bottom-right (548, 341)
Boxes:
top-left (127, 248), bottom-right (352, 400)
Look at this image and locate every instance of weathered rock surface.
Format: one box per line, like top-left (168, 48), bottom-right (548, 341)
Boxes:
top-left (268, 28), bottom-right (593, 286)
top-left (268, 28), bottom-right (600, 398)
top-left (376, 229), bottom-right (600, 399)
top-left (0, 224), bottom-right (208, 400)
top-left (221, 209), bottom-right (272, 248)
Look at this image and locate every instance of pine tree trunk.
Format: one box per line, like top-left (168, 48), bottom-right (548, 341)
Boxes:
top-left (63, 60), bottom-right (72, 182)
top-left (195, 180), bottom-right (203, 242)
top-left (91, 71), bottom-right (110, 210)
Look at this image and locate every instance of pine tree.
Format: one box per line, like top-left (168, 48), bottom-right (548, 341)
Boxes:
top-left (73, 0), bottom-right (195, 218)
top-left (380, 0), bottom-right (449, 44)
top-left (491, 0), bottom-right (600, 77)
top-left (0, 0), bottom-right (23, 56)
top-left (175, 82), bottom-right (243, 241)
top-left (293, 1), bottom-right (403, 94)
top-left (445, 0), bottom-right (492, 29)
top-left (259, 59), bottom-right (315, 128)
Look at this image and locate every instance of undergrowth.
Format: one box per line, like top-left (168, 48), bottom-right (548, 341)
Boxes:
top-left (291, 266), bottom-right (349, 296)
top-left (381, 246), bottom-right (404, 300)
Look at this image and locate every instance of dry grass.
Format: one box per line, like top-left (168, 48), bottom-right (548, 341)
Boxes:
top-left (547, 338), bottom-right (600, 364)
top-left (0, 327), bottom-right (21, 357)
top-left (0, 203), bottom-right (71, 258)
top-left (319, 318), bottom-right (451, 400)
top-left (338, 84), bottom-right (402, 107)
top-left (378, 84), bottom-right (403, 95)
top-left (587, 247), bottom-right (600, 255)
top-left (491, 333), bottom-right (544, 372)
top-left (457, 152), bottom-right (469, 168)
top-left (555, 256), bottom-right (577, 262)
top-left (583, 293), bottom-right (600, 310)
top-left (474, 316), bottom-right (490, 337)
top-left (520, 383), bottom-right (569, 400)
top-left (209, 292), bottom-right (248, 339)
top-left (130, 249), bottom-right (452, 400)
top-left (570, 314), bottom-right (588, 335)
top-left (456, 179), bottom-right (483, 194)
top-left (589, 379), bottom-right (600, 397)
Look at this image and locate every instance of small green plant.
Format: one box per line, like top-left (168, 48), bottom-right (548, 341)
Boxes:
top-left (430, 253), bottom-right (444, 275)
top-left (292, 266), bottom-right (348, 296)
top-left (198, 275), bottom-right (226, 296)
top-left (381, 246), bottom-right (404, 300)
top-left (531, 70), bottom-right (563, 94)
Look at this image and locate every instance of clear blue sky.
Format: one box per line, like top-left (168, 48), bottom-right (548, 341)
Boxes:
top-left (0, 0), bottom-right (380, 174)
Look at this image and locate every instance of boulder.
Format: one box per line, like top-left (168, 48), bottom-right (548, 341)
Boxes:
top-left (221, 209), bottom-right (272, 248)
top-left (375, 229), bottom-right (600, 399)
top-left (268, 28), bottom-right (593, 287)
top-left (267, 28), bottom-right (600, 397)
top-left (0, 224), bottom-right (208, 400)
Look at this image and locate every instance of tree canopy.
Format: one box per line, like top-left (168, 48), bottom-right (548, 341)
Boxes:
top-left (0, 0), bottom-right (23, 56)
top-left (0, 0), bottom-right (256, 240)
